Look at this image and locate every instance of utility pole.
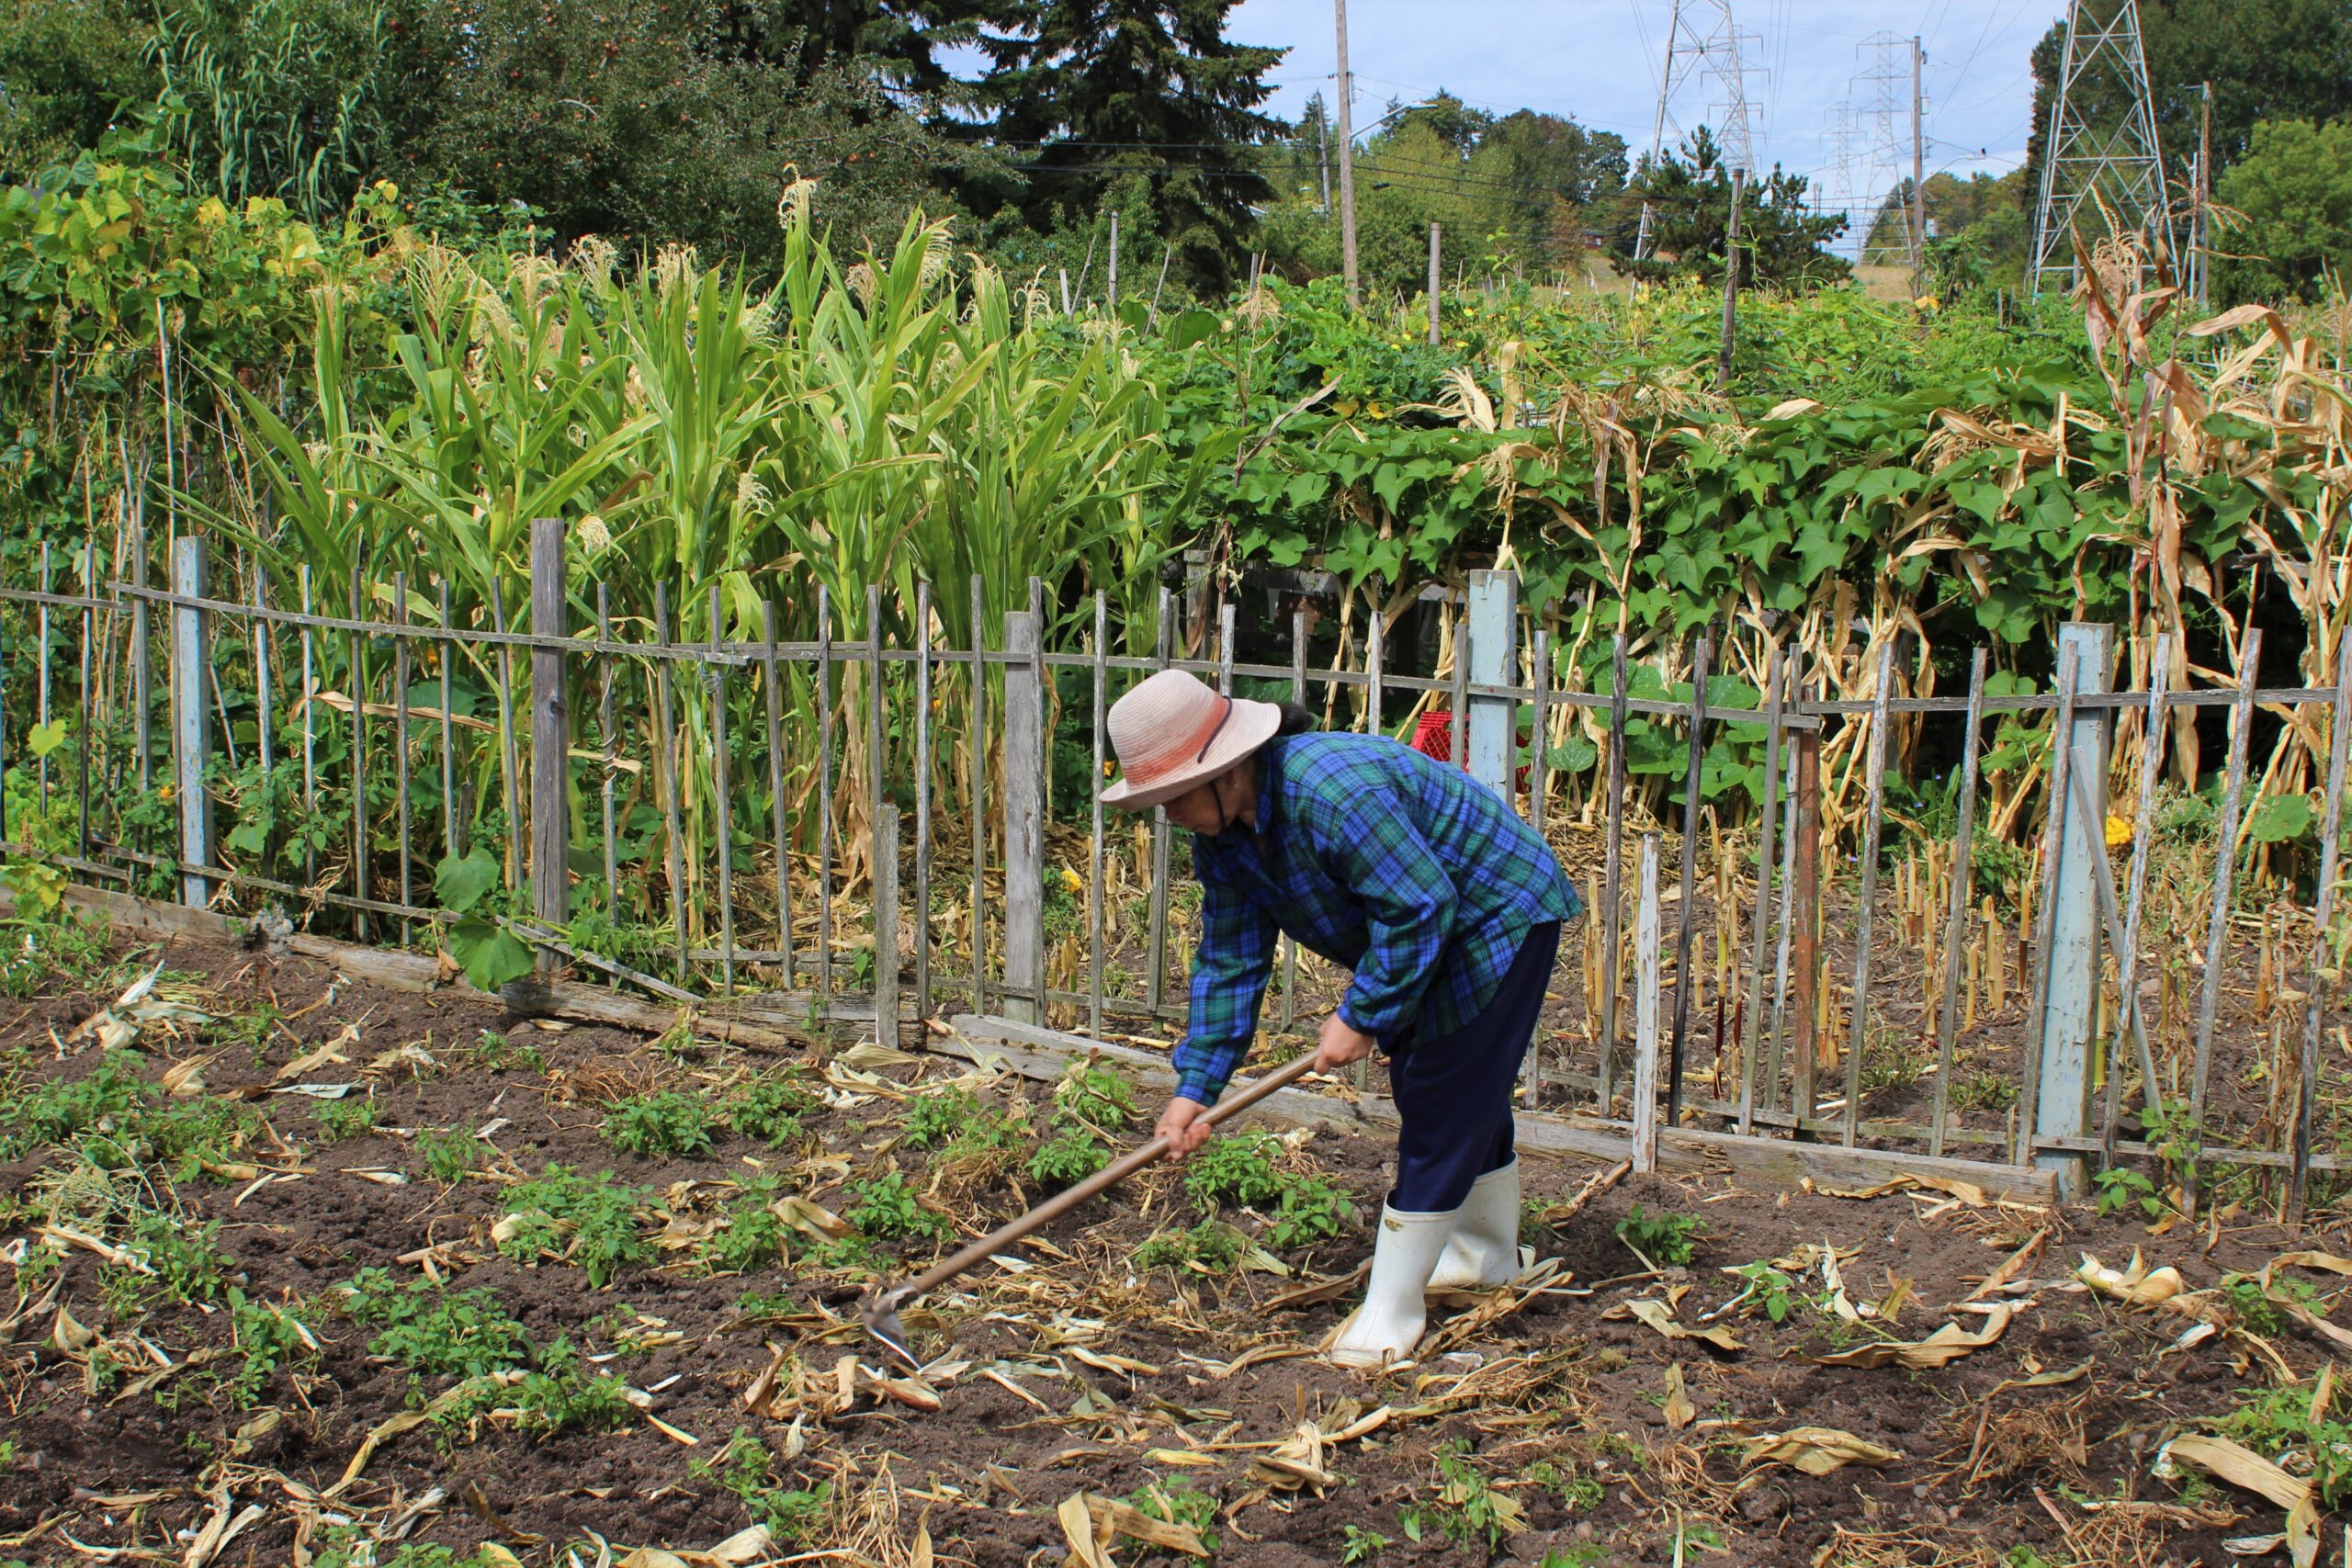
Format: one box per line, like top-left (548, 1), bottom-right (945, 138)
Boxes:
top-left (1428, 222), bottom-right (1441, 345)
top-left (2194, 81), bottom-right (2212, 305)
top-left (1719, 168), bottom-right (1745, 389)
top-left (1910, 35), bottom-right (1926, 297)
top-left (1333, 0), bottom-right (1360, 310)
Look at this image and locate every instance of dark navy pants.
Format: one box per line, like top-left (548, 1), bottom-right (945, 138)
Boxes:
top-left (1385, 920), bottom-right (1562, 1213)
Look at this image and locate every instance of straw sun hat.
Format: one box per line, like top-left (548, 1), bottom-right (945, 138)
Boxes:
top-left (1099, 670), bottom-right (1283, 810)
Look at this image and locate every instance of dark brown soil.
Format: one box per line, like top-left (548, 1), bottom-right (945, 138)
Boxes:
top-left (0, 929), bottom-right (2344, 1568)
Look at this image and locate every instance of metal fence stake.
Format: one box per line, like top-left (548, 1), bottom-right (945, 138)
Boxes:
top-left (170, 536), bottom-right (210, 908)
top-left (1841, 642), bottom-right (1896, 1146)
top-left (1668, 633), bottom-right (1711, 1125)
top-left (876, 804), bottom-right (902, 1048)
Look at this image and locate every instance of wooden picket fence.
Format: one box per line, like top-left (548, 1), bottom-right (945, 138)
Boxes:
top-left (6, 523), bottom-right (2351, 1212)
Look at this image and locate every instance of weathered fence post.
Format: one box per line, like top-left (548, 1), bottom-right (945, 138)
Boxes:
top-left (171, 536), bottom-right (211, 908)
top-left (529, 519), bottom-right (570, 968)
top-left (2290, 637), bottom-right (2352, 1224)
top-left (2030, 622), bottom-right (2114, 1200)
top-left (1630, 833), bottom-right (1664, 1173)
top-left (1003, 609), bottom-right (1045, 1024)
top-left (1464, 570), bottom-right (1517, 800)
top-left (1788, 707), bottom-right (1822, 1133)
top-left (876, 803), bottom-right (901, 1047)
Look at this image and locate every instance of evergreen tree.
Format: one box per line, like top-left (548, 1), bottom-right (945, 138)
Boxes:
top-left (969, 0), bottom-right (1284, 292)
top-left (1606, 127), bottom-right (1849, 290)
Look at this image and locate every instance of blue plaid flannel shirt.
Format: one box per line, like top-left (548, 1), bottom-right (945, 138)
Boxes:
top-left (1173, 731), bottom-right (1580, 1106)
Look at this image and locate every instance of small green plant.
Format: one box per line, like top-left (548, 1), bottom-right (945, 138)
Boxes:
top-left (467, 1028), bottom-right (543, 1075)
top-left (436, 1335), bottom-right (634, 1438)
top-left (1526, 1460), bottom-right (1607, 1514)
top-left (1614, 1203), bottom-right (1703, 1267)
top-left (1537, 1548), bottom-right (1610, 1568)
top-left (415, 1128), bottom-right (480, 1185)
top-left (312, 1097), bottom-right (379, 1141)
top-left (1125, 1476), bottom-right (1219, 1553)
top-left (844, 1172), bottom-right (952, 1246)
top-left (1728, 1260), bottom-right (1798, 1323)
top-left (700, 1180), bottom-right (786, 1275)
top-left (604, 1090), bottom-right (718, 1158)
top-left (499, 1166), bottom-right (653, 1288)
top-left (1265, 1172), bottom-right (1354, 1250)
top-left (124, 1211), bottom-right (240, 1304)
top-left (2094, 1165), bottom-right (2163, 1221)
top-left (2223, 1273), bottom-right (2324, 1337)
top-left (1399, 1438), bottom-right (1520, 1551)
top-left (1951, 1071), bottom-right (2018, 1113)
top-left (1134, 1221), bottom-right (1246, 1274)
top-left (1185, 1132), bottom-right (1283, 1213)
top-left (342, 1269), bottom-right (533, 1379)
top-left (220, 1292), bottom-right (312, 1407)
top-left (1027, 1127), bottom-right (1111, 1188)
top-left (2214, 1383), bottom-right (2352, 1508)
top-left (1340, 1525), bottom-right (1390, 1564)
top-left (694, 1428), bottom-right (834, 1541)
top-left (729, 1072), bottom-right (814, 1146)
top-left (1053, 1056), bottom-right (1138, 1134)
top-left (904, 1085), bottom-right (983, 1150)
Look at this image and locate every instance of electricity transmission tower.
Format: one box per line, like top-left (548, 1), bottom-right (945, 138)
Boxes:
top-left (1817, 99), bottom-right (1859, 259)
top-left (2029, 0), bottom-right (2172, 295)
top-left (1853, 33), bottom-right (1910, 268)
top-left (1634, 0), bottom-right (1763, 259)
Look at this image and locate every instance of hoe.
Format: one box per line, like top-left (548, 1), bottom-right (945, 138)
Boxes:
top-left (859, 1052), bottom-right (1322, 1370)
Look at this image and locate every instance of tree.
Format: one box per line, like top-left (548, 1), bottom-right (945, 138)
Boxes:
top-left (1607, 127), bottom-right (1849, 289)
top-left (0, 0), bottom-right (160, 183)
top-left (2214, 117), bottom-right (2352, 301)
top-left (967, 0), bottom-right (1284, 293)
top-left (393, 0), bottom-right (980, 270)
top-left (1465, 110), bottom-right (1626, 275)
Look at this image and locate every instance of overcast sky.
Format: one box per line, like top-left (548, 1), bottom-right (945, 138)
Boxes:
top-left (1230, 0), bottom-right (2065, 226)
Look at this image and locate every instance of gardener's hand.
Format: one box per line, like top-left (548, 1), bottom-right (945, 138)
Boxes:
top-left (1314, 1013), bottom-right (1377, 1075)
top-left (1155, 1097), bottom-right (1213, 1163)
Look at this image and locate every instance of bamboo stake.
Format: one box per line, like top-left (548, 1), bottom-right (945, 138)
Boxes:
top-left (2290, 637), bottom-right (2352, 1224)
top-left (914, 581), bottom-right (933, 1021)
top-left (1929, 649), bottom-right (1987, 1156)
top-left (712, 585), bottom-right (736, 997)
top-left (1738, 649), bottom-right (1785, 1134)
top-left (2099, 635), bottom-right (2172, 1165)
top-left (1596, 635), bottom-right (1630, 1112)
top-left (597, 585), bottom-right (616, 924)
top-left (2188, 630), bottom-right (2262, 1215)
top-left (762, 600), bottom-right (795, 989)
top-left (1841, 643), bottom-right (1896, 1145)
top-left (653, 583), bottom-right (688, 980)
top-left (490, 576), bottom-right (522, 899)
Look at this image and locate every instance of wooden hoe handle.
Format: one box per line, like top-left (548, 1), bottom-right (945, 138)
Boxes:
top-left (886, 1051), bottom-right (1325, 1307)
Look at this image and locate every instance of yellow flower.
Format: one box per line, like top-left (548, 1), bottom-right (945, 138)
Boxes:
top-left (2105, 814), bottom-right (2132, 848)
top-left (1059, 866), bottom-right (1084, 896)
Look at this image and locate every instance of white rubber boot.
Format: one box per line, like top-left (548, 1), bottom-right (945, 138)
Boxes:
top-left (1328, 1205), bottom-right (1452, 1370)
top-left (1428, 1157), bottom-right (1521, 1291)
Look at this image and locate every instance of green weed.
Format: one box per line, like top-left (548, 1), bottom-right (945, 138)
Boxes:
top-left (2212, 1382), bottom-right (2352, 1506)
top-left (1339, 1525), bottom-right (1390, 1564)
top-left (904, 1085), bottom-right (984, 1150)
top-left (1398, 1438), bottom-right (1518, 1552)
top-left (220, 1292), bottom-right (312, 1407)
top-left (1052, 1056), bottom-right (1138, 1134)
top-left (1027, 1127), bottom-right (1111, 1188)
top-left (1614, 1202), bottom-right (1704, 1267)
top-left (1526, 1459), bottom-right (1606, 1513)
top-left (1185, 1133), bottom-right (1283, 1213)
top-left (341, 1269), bottom-right (532, 1379)
top-left (604, 1090), bottom-right (718, 1158)
top-left (2223, 1273), bottom-right (2324, 1337)
top-left (1134, 1222), bottom-right (1246, 1275)
top-left (465, 1028), bottom-right (544, 1075)
top-left (844, 1172), bottom-right (952, 1247)
top-left (729, 1072), bottom-right (814, 1146)
top-left (1125, 1476), bottom-right (1219, 1554)
top-left (699, 1179), bottom-right (786, 1275)
top-left (499, 1165), bottom-right (653, 1288)
top-left (1951, 1071), bottom-right (2018, 1113)
top-left (1729, 1260), bottom-right (1798, 1323)
top-left (123, 1211), bottom-right (240, 1304)
top-left (2094, 1166), bottom-right (2163, 1221)
top-left (693, 1428), bottom-right (833, 1541)
top-left (1265, 1172), bottom-right (1354, 1250)
top-left (311, 1097), bottom-right (379, 1141)
top-left (414, 1127), bottom-right (480, 1185)
top-left (435, 1335), bottom-right (634, 1438)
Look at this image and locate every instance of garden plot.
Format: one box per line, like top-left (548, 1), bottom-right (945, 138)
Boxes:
top-left (3, 918), bottom-right (2351, 1568)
